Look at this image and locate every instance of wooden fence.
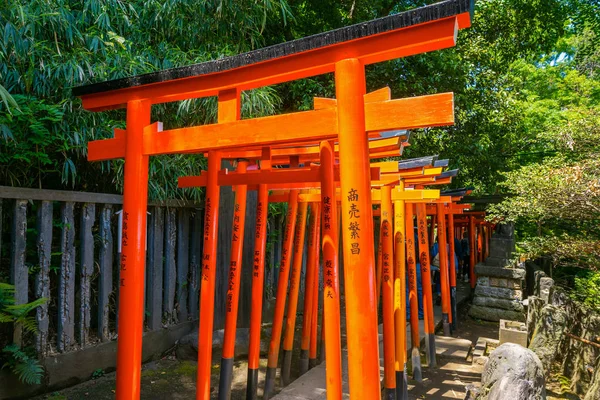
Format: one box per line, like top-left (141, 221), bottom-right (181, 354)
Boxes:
top-left (0, 183), bottom-right (279, 358)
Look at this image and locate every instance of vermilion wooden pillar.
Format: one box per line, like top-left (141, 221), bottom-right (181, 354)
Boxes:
top-left (115, 99), bottom-right (151, 400)
top-left (381, 186), bottom-right (396, 400)
top-left (264, 190), bottom-right (299, 399)
top-left (335, 59), bottom-right (380, 399)
top-left (197, 88), bottom-right (239, 399)
top-left (416, 203), bottom-right (436, 368)
top-left (308, 211), bottom-right (321, 369)
top-left (447, 210), bottom-right (458, 331)
top-left (436, 203), bottom-right (451, 336)
top-left (196, 150), bottom-right (222, 399)
top-left (281, 201), bottom-right (309, 385)
top-left (393, 189), bottom-right (408, 400)
top-left (219, 159), bottom-right (248, 400)
top-left (246, 183), bottom-right (269, 400)
top-left (376, 234), bottom-right (383, 308)
top-left (300, 203), bottom-right (320, 375)
top-left (405, 203), bottom-right (422, 382)
top-left (320, 140), bottom-right (342, 399)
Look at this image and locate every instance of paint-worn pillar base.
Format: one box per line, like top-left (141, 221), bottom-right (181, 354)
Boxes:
top-left (309, 357), bottom-right (318, 369)
top-left (299, 349), bottom-right (309, 375)
top-left (395, 371), bottom-right (408, 400)
top-left (451, 286), bottom-right (457, 331)
top-left (319, 339), bottom-right (325, 363)
top-left (443, 313), bottom-right (451, 336)
top-left (218, 357), bottom-right (234, 400)
top-left (411, 347), bottom-right (422, 382)
top-left (384, 387), bottom-right (396, 400)
top-left (426, 333), bottom-right (437, 368)
top-left (281, 349), bottom-right (293, 386)
top-left (263, 367), bottom-right (277, 400)
top-left (246, 368), bottom-right (258, 400)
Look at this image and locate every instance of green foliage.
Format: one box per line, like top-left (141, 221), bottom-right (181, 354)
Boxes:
top-left (572, 270), bottom-right (600, 312)
top-left (0, 0), bottom-right (290, 199)
top-left (0, 284), bottom-right (47, 386)
top-left (1, 344), bottom-right (44, 385)
top-left (0, 283), bottom-right (47, 333)
top-left (0, 83), bottom-right (19, 113)
top-left (92, 368), bottom-right (105, 379)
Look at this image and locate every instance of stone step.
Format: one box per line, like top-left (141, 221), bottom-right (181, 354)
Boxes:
top-left (474, 265), bottom-right (526, 280)
top-left (434, 335), bottom-right (473, 362)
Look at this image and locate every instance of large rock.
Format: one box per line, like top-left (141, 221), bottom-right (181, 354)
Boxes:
top-left (176, 327), bottom-right (271, 360)
top-left (584, 355), bottom-right (600, 400)
top-left (528, 304), bottom-right (569, 374)
top-left (477, 343), bottom-right (546, 400)
top-left (469, 305), bottom-right (525, 322)
top-left (526, 296), bottom-right (544, 345)
top-left (568, 314), bottom-right (600, 396)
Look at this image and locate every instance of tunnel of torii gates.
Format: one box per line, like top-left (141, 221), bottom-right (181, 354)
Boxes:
top-left (73, 1), bottom-right (478, 399)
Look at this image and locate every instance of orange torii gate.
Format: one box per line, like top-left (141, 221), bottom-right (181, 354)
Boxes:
top-left (73, 1), bottom-right (473, 398)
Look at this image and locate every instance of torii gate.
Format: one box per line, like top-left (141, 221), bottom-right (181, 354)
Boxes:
top-left (73, 1), bottom-right (474, 399)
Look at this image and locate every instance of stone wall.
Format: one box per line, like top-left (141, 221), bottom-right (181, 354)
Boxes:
top-left (526, 261), bottom-right (600, 399)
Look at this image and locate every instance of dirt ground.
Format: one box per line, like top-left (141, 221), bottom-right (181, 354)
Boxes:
top-left (34, 356), bottom-right (263, 400)
top-left (32, 319), bottom-right (308, 400)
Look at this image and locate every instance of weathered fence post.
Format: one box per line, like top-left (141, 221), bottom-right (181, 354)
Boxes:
top-left (58, 202), bottom-right (76, 352)
top-left (79, 203), bottom-right (96, 347)
top-left (35, 201), bottom-right (53, 355)
top-left (147, 206), bottom-right (164, 330)
top-left (189, 210), bottom-right (202, 320)
top-left (98, 205), bottom-right (114, 342)
top-left (11, 199), bottom-right (28, 346)
top-left (177, 208), bottom-right (190, 322)
top-left (164, 208), bottom-right (177, 324)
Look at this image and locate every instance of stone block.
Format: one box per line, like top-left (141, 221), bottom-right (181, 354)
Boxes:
top-left (490, 236), bottom-right (516, 251)
top-left (490, 277), bottom-right (508, 288)
top-left (507, 279), bottom-right (522, 290)
top-left (477, 276), bottom-right (490, 286)
top-left (485, 256), bottom-right (511, 267)
top-left (469, 305), bottom-right (525, 322)
top-left (500, 319), bottom-right (528, 347)
top-left (474, 285), bottom-right (523, 301)
top-left (473, 296), bottom-right (524, 312)
top-left (475, 264), bottom-right (526, 280)
top-left (490, 245), bottom-right (513, 259)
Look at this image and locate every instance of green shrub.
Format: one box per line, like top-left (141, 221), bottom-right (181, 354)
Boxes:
top-left (0, 283), bottom-right (47, 385)
top-left (572, 270), bottom-right (600, 312)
